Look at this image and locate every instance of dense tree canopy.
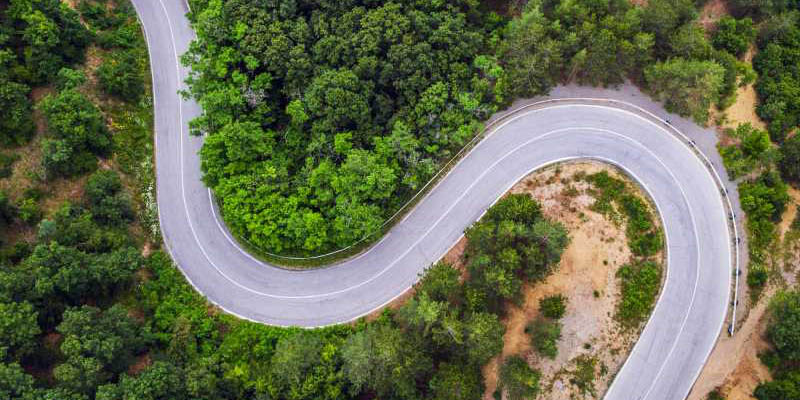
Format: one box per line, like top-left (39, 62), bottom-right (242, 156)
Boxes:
top-left (185, 0), bottom-right (502, 255)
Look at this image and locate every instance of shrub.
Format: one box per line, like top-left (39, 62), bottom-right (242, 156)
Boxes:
top-left (97, 49), bottom-right (144, 101)
top-left (616, 261), bottom-right (662, 327)
top-left (499, 356), bottom-right (541, 399)
top-left (527, 318), bottom-right (562, 359)
top-left (539, 294), bottom-right (567, 319)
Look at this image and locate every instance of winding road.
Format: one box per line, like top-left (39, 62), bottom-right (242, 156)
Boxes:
top-left (132, 0), bottom-right (740, 398)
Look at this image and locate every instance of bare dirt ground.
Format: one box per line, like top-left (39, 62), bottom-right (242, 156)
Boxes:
top-left (471, 161), bottom-right (660, 399)
top-left (699, 0), bottom-right (729, 31)
top-left (722, 48), bottom-right (767, 132)
top-left (689, 187), bottom-right (800, 399)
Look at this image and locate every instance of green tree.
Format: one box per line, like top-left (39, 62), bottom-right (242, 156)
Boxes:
top-left (97, 49), bottom-right (145, 101)
top-left (0, 80), bottom-right (34, 146)
top-left (95, 362), bottom-right (186, 400)
top-left (39, 89), bottom-right (111, 177)
top-left (85, 169), bottom-right (133, 225)
top-left (644, 58), bottom-right (726, 124)
top-left (428, 363), bottom-right (483, 400)
top-left (0, 301), bottom-right (40, 361)
top-left (712, 17), bottom-right (756, 57)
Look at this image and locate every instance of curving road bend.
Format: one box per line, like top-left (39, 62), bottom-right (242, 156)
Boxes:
top-left (132, 0), bottom-right (735, 398)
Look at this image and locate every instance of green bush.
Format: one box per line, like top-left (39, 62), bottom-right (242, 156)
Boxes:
top-left (499, 356), bottom-right (541, 399)
top-left (527, 318), bottom-right (562, 359)
top-left (539, 294), bottom-right (567, 319)
top-left (616, 261), bottom-right (662, 327)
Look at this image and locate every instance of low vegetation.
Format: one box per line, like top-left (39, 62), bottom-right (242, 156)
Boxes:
top-left (753, 290), bottom-right (800, 399)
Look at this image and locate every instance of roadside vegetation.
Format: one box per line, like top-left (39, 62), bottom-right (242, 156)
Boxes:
top-left (580, 171), bottom-right (665, 326)
top-left (184, 0), bottom-right (760, 259)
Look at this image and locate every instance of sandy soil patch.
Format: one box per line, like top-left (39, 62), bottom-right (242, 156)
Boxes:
top-left (699, 0), bottom-right (729, 32)
top-left (475, 161), bottom-right (660, 399)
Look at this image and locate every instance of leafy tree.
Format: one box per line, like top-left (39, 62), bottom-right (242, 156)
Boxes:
top-left (95, 362), bottom-right (186, 400)
top-left (767, 291), bottom-right (800, 362)
top-left (712, 17), bottom-right (756, 56)
top-left (780, 134), bottom-right (800, 183)
top-left (0, 80), bottom-right (34, 146)
top-left (0, 301), bottom-right (40, 361)
top-left (55, 304), bottom-right (148, 393)
top-left (341, 323), bottom-right (432, 399)
top-left (85, 169), bottom-right (133, 225)
top-left (268, 332), bottom-right (345, 400)
top-left (464, 312), bottom-right (505, 365)
top-left (719, 123), bottom-right (779, 179)
top-left (97, 49), bottom-right (145, 101)
top-left (752, 15), bottom-right (800, 142)
top-left (0, 362), bottom-right (35, 399)
top-left (428, 363), bottom-right (483, 400)
top-left (499, 355), bottom-right (541, 400)
top-left (39, 88), bottom-right (111, 177)
top-left (4, 0), bottom-right (91, 84)
top-left (416, 261), bottom-right (463, 304)
top-left (464, 195), bottom-right (567, 312)
top-left (644, 58), bottom-right (726, 124)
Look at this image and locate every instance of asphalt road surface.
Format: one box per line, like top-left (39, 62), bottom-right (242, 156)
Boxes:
top-left (131, 0), bottom-right (735, 398)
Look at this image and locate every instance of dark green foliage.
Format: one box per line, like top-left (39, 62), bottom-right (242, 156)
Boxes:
top-left (1, 0), bottom-right (91, 85)
top-left (753, 12), bottom-right (800, 142)
top-left (0, 79), bottom-right (34, 146)
top-left (712, 17), bottom-right (756, 56)
top-left (95, 362), bottom-right (186, 400)
top-left (341, 323), bottom-right (432, 399)
top-left (616, 260), bottom-right (662, 327)
top-left (54, 305), bottom-right (148, 394)
top-left (767, 291), bottom-right (800, 362)
top-left (499, 355), bottom-right (541, 400)
top-left (739, 170), bottom-right (789, 253)
top-left (417, 261), bottom-right (463, 304)
top-left (85, 170), bottom-right (133, 226)
top-left (708, 388), bottom-right (726, 400)
top-left (39, 88), bottom-right (111, 177)
top-left (97, 49), bottom-right (145, 101)
top-left (0, 301), bottom-right (40, 361)
top-left (0, 153), bottom-right (19, 178)
top-left (527, 318), bottom-right (562, 359)
top-left (186, 0), bottom-right (501, 255)
top-left (780, 134), bottom-right (800, 183)
top-left (463, 194), bottom-right (568, 312)
top-left (754, 290), bottom-right (800, 399)
top-left (719, 123), bottom-right (778, 179)
top-left (428, 362), bottom-right (483, 400)
top-left (644, 58), bottom-right (726, 124)
top-left (539, 294), bottom-right (567, 319)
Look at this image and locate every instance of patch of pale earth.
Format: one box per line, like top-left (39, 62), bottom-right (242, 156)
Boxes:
top-left (481, 161), bottom-right (656, 400)
top-left (699, 0), bottom-right (730, 31)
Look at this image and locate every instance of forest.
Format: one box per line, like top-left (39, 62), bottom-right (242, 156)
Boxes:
top-left (0, 0), bottom-right (799, 398)
top-left (185, 0), bottom-right (767, 256)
